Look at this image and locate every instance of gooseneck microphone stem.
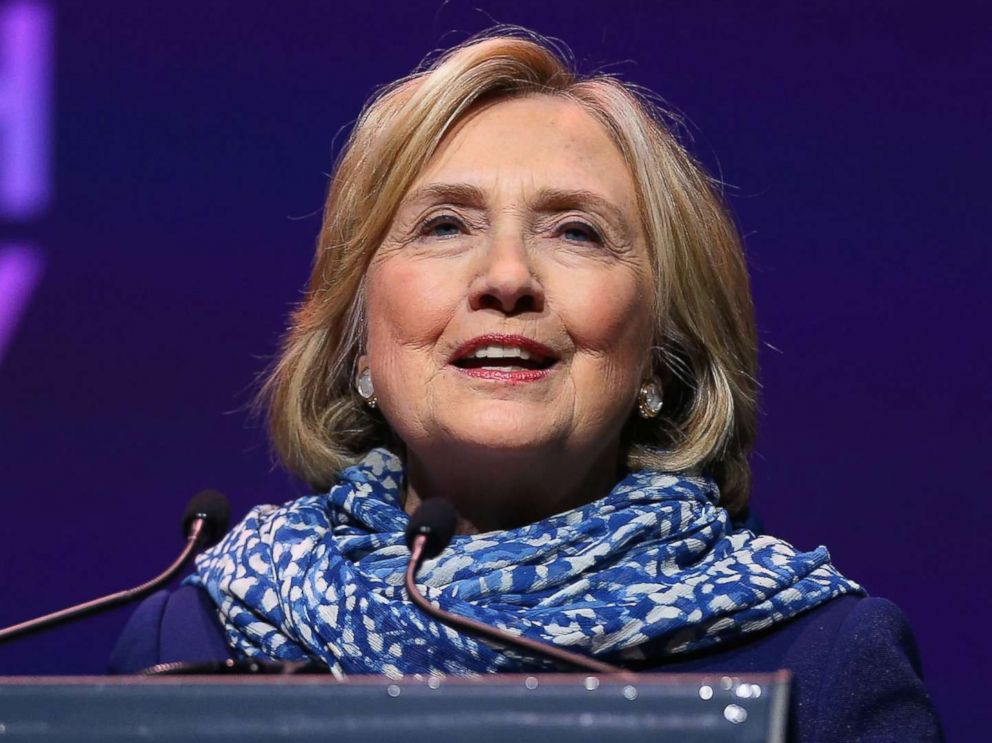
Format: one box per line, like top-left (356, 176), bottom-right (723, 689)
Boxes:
top-left (0, 521), bottom-right (207, 644)
top-left (405, 533), bottom-right (632, 677)
top-left (0, 489), bottom-right (230, 645)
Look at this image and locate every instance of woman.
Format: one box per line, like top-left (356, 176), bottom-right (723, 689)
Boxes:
top-left (111, 31), bottom-right (943, 741)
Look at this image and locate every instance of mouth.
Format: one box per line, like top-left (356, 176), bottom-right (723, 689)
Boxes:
top-left (449, 334), bottom-right (559, 380)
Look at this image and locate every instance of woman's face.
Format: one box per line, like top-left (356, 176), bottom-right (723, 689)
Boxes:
top-left (364, 95), bottom-right (654, 473)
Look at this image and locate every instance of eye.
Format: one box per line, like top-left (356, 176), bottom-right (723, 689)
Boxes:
top-left (420, 214), bottom-right (465, 239)
top-left (559, 221), bottom-right (603, 245)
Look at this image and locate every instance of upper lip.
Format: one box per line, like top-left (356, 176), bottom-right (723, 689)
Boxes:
top-left (449, 334), bottom-right (560, 365)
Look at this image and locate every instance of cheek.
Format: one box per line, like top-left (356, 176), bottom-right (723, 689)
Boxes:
top-left (558, 268), bottom-right (653, 361)
top-left (364, 258), bottom-right (463, 436)
top-left (555, 267), bottom-right (654, 414)
top-left (365, 260), bottom-right (456, 356)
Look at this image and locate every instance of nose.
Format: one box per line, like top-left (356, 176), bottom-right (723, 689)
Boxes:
top-left (468, 231), bottom-right (545, 315)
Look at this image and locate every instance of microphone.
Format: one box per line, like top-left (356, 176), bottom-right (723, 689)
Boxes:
top-left (404, 499), bottom-right (630, 676)
top-left (0, 489), bottom-right (231, 644)
top-left (182, 489), bottom-right (231, 547)
top-left (405, 497), bottom-right (458, 560)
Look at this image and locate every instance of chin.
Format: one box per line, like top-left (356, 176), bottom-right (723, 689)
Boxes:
top-left (440, 407), bottom-right (561, 455)
top-left (460, 432), bottom-right (554, 454)
top-left (451, 423), bottom-right (557, 452)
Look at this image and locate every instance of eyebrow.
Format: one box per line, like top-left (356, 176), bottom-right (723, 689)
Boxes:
top-left (403, 182), bottom-right (487, 209)
top-left (402, 182), bottom-right (630, 231)
top-left (530, 187), bottom-right (629, 231)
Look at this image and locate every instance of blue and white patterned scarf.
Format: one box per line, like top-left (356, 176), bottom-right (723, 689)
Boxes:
top-left (190, 448), bottom-right (863, 677)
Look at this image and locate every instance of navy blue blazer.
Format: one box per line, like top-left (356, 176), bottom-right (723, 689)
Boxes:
top-left (110, 586), bottom-right (943, 742)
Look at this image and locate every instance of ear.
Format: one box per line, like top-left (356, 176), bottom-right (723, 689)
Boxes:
top-left (641, 347), bottom-right (658, 383)
top-left (356, 353), bottom-right (369, 374)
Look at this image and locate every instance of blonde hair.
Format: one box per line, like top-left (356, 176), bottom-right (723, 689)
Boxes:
top-left (260, 30), bottom-right (758, 515)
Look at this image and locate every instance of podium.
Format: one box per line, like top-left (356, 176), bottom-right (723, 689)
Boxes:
top-left (0, 671), bottom-right (789, 742)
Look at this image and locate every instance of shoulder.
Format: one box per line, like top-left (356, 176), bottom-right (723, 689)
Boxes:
top-left (804, 596), bottom-right (944, 742)
top-left (644, 595), bottom-right (943, 742)
top-left (108, 584), bottom-right (233, 674)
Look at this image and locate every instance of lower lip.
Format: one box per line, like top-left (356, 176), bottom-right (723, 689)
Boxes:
top-left (452, 365), bottom-right (554, 383)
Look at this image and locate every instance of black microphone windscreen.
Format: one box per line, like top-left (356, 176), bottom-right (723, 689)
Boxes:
top-left (182, 489), bottom-right (231, 546)
top-left (405, 498), bottom-right (457, 559)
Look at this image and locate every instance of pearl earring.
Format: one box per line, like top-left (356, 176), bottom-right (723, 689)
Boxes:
top-left (356, 368), bottom-right (377, 408)
top-left (637, 378), bottom-right (664, 419)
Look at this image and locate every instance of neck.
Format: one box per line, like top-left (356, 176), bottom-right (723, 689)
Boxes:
top-left (402, 442), bottom-right (622, 534)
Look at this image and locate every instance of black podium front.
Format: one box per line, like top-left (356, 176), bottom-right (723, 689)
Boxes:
top-left (0, 671), bottom-right (789, 742)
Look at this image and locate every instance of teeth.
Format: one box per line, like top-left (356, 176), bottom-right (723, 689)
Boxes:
top-left (467, 344), bottom-right (532, 360)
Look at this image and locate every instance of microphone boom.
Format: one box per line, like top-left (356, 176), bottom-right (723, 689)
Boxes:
top-left (0, 490), bottom-right (230, 644)
top-left (403, 500), bottom-right (632, 677)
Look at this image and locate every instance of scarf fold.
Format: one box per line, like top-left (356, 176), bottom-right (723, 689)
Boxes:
top-left (189, 448), bottom-right (863, 676)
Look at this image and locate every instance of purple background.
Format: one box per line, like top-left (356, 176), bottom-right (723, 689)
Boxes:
top-left (1, 2), bottom-right (989, 738)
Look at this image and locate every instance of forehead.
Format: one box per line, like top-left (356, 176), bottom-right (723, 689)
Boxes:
top-left (410, 95), bottom-right (638, 205)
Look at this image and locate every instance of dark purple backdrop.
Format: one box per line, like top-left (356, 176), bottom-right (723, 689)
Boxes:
top-left (1, 2), bottom-right (988, 738)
